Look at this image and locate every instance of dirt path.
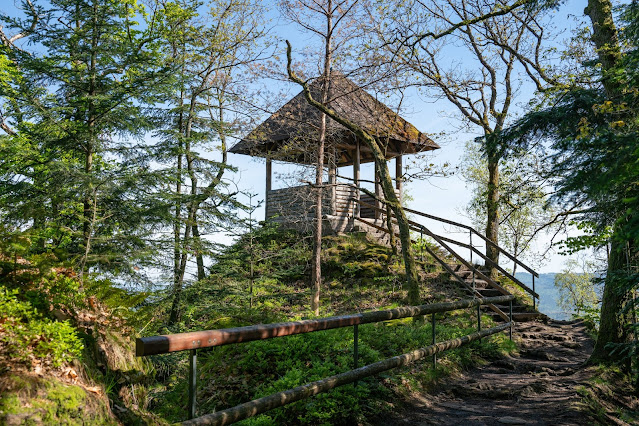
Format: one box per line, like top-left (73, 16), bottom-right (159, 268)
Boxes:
top-left (377, 318), bottom-right (595, 425)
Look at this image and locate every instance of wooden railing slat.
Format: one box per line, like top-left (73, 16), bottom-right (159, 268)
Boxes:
top-left (136, 295), bottom-right (513, 357)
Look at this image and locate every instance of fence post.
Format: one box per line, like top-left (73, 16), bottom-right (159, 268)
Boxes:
top-left (470, 231), bottom-right (475, 291)
top-left (188, 349), bottom-right (197, 419)
top-left (509, 300), bottom-right (513, 341)
top-left (431, 313), bottom-right (436, 369)
top-left (353, 324), bottom-right (359, 386)
top-left (477, 303), bottom-right (481, 338)
top-left (532, 275), bottom-right (536, 310)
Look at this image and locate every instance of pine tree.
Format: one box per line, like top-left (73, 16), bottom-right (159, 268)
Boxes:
top-left (500, 0), bottom-right (639, 369)
top-left (0, 0), bottom-right (170, 279)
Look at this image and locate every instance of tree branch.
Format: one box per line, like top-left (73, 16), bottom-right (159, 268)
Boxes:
top-left (409, 0), bottom-right (531, 46)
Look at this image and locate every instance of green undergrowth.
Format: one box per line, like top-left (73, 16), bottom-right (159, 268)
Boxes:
top-left (146, 225), bottom-right (516, 425)
top-left (576, 365), bottom-right (639, 424)
top-left (0, 242), bottom-right (162, 425)
top-left (152, 310), bottom-right (515, 425)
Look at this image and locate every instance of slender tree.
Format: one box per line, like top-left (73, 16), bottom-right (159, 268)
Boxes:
top-left (377, 0), bottom-right (557, 277)
top-left (157, 0), bottom-right (268, 324)
top-left (279, 0), bottom-right (364, 314)
top-left (461, 141), bottom-right (557, 272)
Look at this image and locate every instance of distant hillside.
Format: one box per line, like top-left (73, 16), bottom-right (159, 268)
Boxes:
top-left (515, 273), bottom-right (570, 320)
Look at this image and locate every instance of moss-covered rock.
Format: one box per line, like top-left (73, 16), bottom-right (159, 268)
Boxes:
top-left (0, 374), bottom-right (115, 425)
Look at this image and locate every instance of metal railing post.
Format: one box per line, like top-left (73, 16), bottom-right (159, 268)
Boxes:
top-left (477, 303), bottom-right (481, 337)
top-left (353, 324), bottom-right (359, 386)
top-left (420, 228), bottom-right (424, 263)
top-left (532, 275), bottom-right (536, 310)
top-left (432, 313), bottom-right (436, 370)
top-left (509, 300), bottom-right (513, 341)
top-left (470, 231), bottom-right (475, 291)
top-left (188, 349), bottom-right (197, 419)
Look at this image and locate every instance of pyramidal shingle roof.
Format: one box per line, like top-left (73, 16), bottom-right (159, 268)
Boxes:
top-left (230, 72), bottom-right (439, 166)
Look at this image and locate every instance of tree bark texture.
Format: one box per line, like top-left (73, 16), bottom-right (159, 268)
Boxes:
top-left (584, 0), bottom-right (633, 369)
top-left (590, 241), bottom-right (633, 367)
top-left (310, 0), bottom-right (333, 316)
top-left (485, 153), bottom-right (500, 278)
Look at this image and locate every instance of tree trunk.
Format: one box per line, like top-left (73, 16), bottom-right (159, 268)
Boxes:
top-left (485, 152), bottom-right (500, 278)
top-left (386, 201), bottom-right (397, 257)
top-left (310, 1), bottom-right (333, 316)
top-left (584, 0), bottom-right (633, 368)
top-left (193, 223), bottom-right (205, 280)
top-left (585, 0), bottom-right (621, 99)
top-left (376, 158), bottom-right (420, 305)
top-left (311, 111), bottom-right (325, 315)
top-left (590, 240), bottom-right (632, 369)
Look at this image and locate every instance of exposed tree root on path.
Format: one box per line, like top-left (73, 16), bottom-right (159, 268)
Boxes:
top-left (373, 318), bottom-right (632, 425)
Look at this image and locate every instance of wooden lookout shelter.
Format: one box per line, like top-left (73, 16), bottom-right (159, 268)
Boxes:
top-left (230, 72), bottom-right (439, 235)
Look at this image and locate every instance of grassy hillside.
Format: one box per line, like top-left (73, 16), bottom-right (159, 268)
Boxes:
top-left (0, 225), bottom-right (516, 425)
top-left (0, 250), bottom-right (164, 425)
top-left (145, 225), bottom-right (516, 424)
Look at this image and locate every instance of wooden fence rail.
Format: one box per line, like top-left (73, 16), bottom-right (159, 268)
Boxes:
top-left (137, 295), bottom-right (514, 424)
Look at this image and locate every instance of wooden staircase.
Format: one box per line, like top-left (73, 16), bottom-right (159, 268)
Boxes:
top-left (449, 264), bottom-right (542, 322)
top-left (350, 198), bottom-right (542, 323)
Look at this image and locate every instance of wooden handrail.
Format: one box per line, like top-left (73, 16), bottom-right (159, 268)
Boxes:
top-left (139, 295), bottom-right (514, 425)
top-left (181, 323), bottom-right (511, 426)
top-left (137, 295), bottom-right (514, 356)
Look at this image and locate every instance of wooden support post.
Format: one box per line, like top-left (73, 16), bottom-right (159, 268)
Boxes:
top-left (265, 158), bottom-right (272, 220)
top-left (374, 161), bottom-right (381, 220)
top-left (395, 155), bottom-right (403, 203)
top-left (329, 153), bottom-right (337, 216)
top-left (354, 141), bottom-right (360, 219)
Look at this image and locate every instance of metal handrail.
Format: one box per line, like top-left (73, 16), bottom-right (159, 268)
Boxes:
top-left (402, 205), bottom-right (539, 278)
top-left (352, 198), bottom-right (539, 304)
top-left (352, 215), bottom-right (511, 322)
top-left (137, 296), bottom-right (514, 424)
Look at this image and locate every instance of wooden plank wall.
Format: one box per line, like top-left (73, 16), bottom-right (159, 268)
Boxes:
top-left (360, 189), bottom-right (401, 219)
top-left (266, 184), bottom-right (357, 225)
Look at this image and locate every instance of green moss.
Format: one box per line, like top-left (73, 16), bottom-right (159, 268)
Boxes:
top-left (0, 374), bottom-right (116, 425)
top-left (576, 365), bottom-right (639, 424)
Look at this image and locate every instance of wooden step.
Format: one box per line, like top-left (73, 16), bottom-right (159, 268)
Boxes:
top-left (486, 311), bottom-right (543, 322)
top-left (476, 289), bottom-right (503, 297)
top-left (492, 304), bottom-right (530, 313)
top-left (464, 279), bottom-right (489, 288)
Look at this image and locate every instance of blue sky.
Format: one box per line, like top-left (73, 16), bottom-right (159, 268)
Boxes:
top-left (224, 0), bottom-right (592, 273)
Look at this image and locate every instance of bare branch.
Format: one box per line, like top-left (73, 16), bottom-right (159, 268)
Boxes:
top-left (408, 0), bottom-right (531, 46)
top-left (1, 0), bottom-right (39, 48)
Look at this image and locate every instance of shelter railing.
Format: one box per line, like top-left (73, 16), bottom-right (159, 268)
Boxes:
top-left (136, 295), bottom-right (514, 425)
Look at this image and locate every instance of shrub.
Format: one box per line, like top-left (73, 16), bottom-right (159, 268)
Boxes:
top-left (0, 286), bottom-right (83, 368)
